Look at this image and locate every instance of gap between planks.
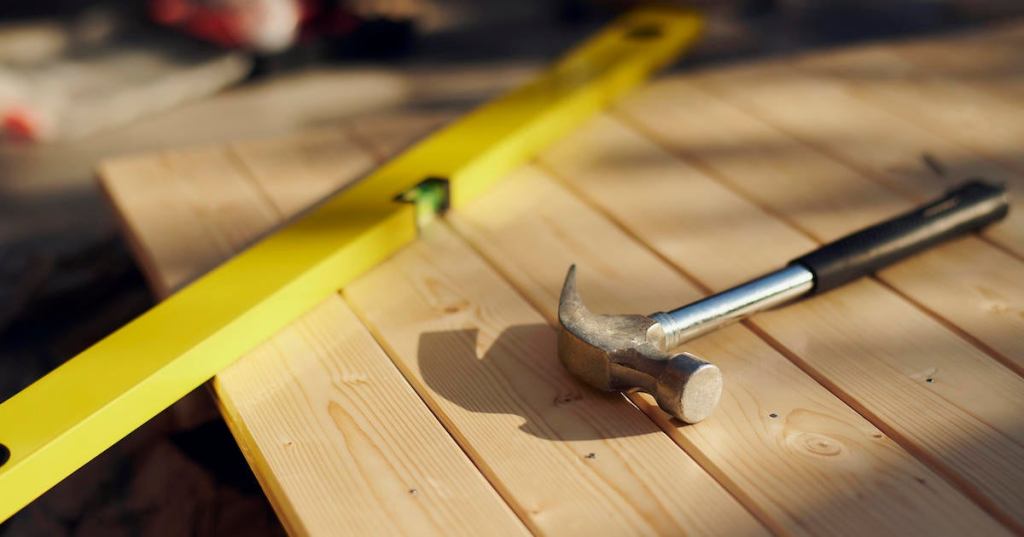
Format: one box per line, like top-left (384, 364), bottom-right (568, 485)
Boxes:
top-left (339, 112), bottom-right (770, 532)
top-left (797, 29), bottom-right (1024, 260)
top-left (535, 110), bottom-right (1024, 531)
top-left (612, 76), bottom-right (1024, 378)
top-left (531, 155), bottom-right (1023, 535)
top-left (342, 223), bottom-right (767, 537)
top-left (99, 128), bottom-right (532, 537)
top-left (116, 119), bottom-right (774, 536)
top-left (439, 163), bottom-right (1012, 537)
top-left (804, 34), bottom-right (1024, 176)
top-left (99, 28), bottom-right (1024, 532)
top-left (349, 111), bottom-right (1014, 536)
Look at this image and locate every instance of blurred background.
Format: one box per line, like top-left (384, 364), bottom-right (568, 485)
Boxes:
top-left (1, 1), bottom-right (1023, 535)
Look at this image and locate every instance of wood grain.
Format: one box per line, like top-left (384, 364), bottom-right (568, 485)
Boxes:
top-left (447, 164), bottom-right (1012, 537)
top-left (793, 39), bottom-right (1024, 176)
top-left (101, 148), bottom-right (279, 295)
top-left (615, 75), bottom-right (1024, 377)
top-left (100, 130), bottom-right (530, 536)
top-left (344, 223), bottom-right (769, 537)
top-left (229, 127), bottom-right (377, 217)
top-left (539, 113), bottom-right (1024, 531)
top-left (215, 296), bottom-right (530, 536)
top-left (884, 23), bottom-right (1024, 104)
top-left (645, 68), bottom-right (1024, 249)
top-left (134, 117), bottom-right (763, 537)
top-left (99, 25), bottom-right (1024, 536)
top-left (694, 42), bottom-right (1024, 258)
top-left (348, 110), bottom-right (457, 160)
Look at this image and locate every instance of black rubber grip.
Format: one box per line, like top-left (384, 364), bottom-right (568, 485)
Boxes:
top-left (791, 180), bottom-right (1009, 294)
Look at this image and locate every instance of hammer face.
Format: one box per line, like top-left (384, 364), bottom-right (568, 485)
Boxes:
top-left (654, 355), bottom-right (722, 423)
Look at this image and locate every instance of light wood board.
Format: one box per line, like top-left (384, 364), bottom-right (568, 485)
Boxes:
top-left (101, 130), bottom-right (531, 536)
top-left (448, 165), bottom-right (1009, 537)
top-left (540, 113), bottom-right (1024, 531)
top-left (100, 23), bottom-right (1024, 537)
top-left (665, 60), bottom-right (1024, 375)
top-left (346, 223), bottom-right (764, 537)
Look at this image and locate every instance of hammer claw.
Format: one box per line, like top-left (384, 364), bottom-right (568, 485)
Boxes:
top-left (556, 266), bottom-right (722, 424)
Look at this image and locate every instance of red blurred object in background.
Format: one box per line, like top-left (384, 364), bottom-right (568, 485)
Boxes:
top-left (148, 0), bottom-right (349, 52)
top-left (149, 0), bottom-right (421, 59)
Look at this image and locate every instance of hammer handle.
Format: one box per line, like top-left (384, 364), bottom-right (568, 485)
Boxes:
top-left (791, 180), bottom-right (1009, 294)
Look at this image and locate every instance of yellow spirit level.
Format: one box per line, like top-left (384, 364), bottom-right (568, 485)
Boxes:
top-left (0, 8), bottom-right (701, 521)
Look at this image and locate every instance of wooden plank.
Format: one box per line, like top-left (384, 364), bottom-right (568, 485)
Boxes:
top-left (101, 147), bottom-right (280, 295)
top-left (675, 62), bottom-right (1024, 373)
top-left (885, 27), bottom-right (1024, 247)
top-left (100, 25), bottom-right (1024, 536)
top-left (348, 111), bottom-right (458, 160)
top-left (229, 127), bottom-right (377, 217)
top-left (8, 16), bottom-right (709, 516)
top-left (615, 75), bottom-right (1024, 377)
top-left (446, 164), bottom-right (1012, 536)
top-left (693, 61), bottom-right (1024, 256)
top-left (344, 223), bottom-right (769, 537)
top-left (214, 296), bottom-right (529, 536)
top-left (227, 111), bottom-right (766, 536)
top-left (142, 110), bottom-right (763, 536)
top-left (539, 113), bottom-right (1024, 532)
top-left (885, 24), bottom-right (1024, 104)
top-left (100, 128), bottom-right (531, 536)
top-left (792, 40), bottom-right (1024, 175)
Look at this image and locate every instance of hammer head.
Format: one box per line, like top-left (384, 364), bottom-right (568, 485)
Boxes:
top-left (557, 265), bottom-right (722, 423)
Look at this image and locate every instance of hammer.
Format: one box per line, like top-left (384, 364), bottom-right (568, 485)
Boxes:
top-left (558, 180), bottom-right (1009, 423)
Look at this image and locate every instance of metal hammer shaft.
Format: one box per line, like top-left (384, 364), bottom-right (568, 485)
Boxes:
top-left (649, 180), bottom-right (1008, 351)
top-left (651, 265), bottom-right (812, 350)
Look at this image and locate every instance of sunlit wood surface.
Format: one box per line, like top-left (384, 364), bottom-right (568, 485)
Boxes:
top-left (101, 23), bottom-right (1024, 536)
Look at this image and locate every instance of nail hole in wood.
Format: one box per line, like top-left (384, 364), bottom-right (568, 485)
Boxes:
top-left (926, 378), bottom-right (934, 383)
top-left (769, 412), bottom-right (779, 419)
top-left (921, 152), bottom-right (946, 177)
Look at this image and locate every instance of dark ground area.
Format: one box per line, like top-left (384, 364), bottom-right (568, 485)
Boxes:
top-left (2, 1), bottom-right (1024, 535)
